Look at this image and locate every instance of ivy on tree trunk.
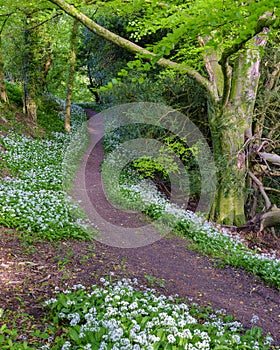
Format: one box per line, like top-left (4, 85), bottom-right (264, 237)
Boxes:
top-left (65, 19), bottom-right (79, 132)
top-left (0, 41), bottom-right (8, 104)
top-left (22, 15), bottom-right (38, 120)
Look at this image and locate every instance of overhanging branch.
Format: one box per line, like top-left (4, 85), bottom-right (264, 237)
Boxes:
top-left (22, 12), bottom-right (63, 31)
top-left (48, 0), bottom-right (217, 100)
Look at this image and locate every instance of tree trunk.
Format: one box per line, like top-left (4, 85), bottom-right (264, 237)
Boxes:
top-left (65, 19), bottom-right (79, 132)
top-left (0, 38), bottom-right (8, 104)
top-left (208, 103), bottom-right (246, 225)
top-left (42, 53), bottom-right (52, 91)
top-left (87, 65), bottom-right (101, 103)
top-left (260, 208), bottom-right (280, 231)
top-left (22, 16), bottom-right (37, 120)
top-left (208, 33), bottom-right (268, 225)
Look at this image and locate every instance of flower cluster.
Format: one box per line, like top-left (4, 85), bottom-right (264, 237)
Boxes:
top-left (43, 278), bottom-right (274, 349)
top-left (0, 104), bottom-right (91, 240)
top-left (119, 173), bottom-right (280, 288)
top-left (102, 128), bottom-right (280, 288)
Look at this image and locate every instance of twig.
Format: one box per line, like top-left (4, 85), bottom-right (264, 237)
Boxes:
top-left (39, 274), bottom-right (51, 283)
top-left (264, 187), bottom-right (280, 194)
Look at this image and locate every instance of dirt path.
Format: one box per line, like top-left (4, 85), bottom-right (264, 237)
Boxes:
top-left (0, 109), bottom-right (279, 345)
top-left (77, 110), bottom-right (280, 343)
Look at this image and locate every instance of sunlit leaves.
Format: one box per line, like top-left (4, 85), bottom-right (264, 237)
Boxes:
top-left (117, 0), bottom-right (279, 65)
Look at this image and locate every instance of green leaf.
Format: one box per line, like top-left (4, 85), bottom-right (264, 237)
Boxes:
top-left (68, 327), bottom-right (79, 342)
top-left (118, 69), bottom-right (128, 77)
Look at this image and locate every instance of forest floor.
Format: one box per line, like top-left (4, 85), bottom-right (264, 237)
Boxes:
top-left (0, 109), bottom-right (280, 346)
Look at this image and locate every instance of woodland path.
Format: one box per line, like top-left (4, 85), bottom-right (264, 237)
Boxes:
top-left (0, 109), bottom-right (279, 345)
top-left (76, 109), bottom-right (280, 343)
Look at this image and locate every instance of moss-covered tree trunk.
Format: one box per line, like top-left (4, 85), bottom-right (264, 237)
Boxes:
top-left (207, 34), bottom-right (268, 225)
top-left (65, 19), bottom-right (79, 132)
top-left (0, 38), bottom-right (8, 104)
top-left (22, 16), bottom-right (38, 120)
top-left (209, 103), bottom-right (248, 225)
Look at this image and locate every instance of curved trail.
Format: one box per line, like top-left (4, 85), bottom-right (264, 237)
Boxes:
top-left (73, 109), bottom-right (280, 344)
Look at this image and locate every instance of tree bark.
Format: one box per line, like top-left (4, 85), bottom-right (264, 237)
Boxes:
top-left (65, 19), bottom-right (79, 132)
top-left (22, 15), bottom-right (38, 120)
top-left (207, 31), bottom-right (269, 225)
top-left (260, 208), bottom-right (280, 231)
top-left (259, 152), bottom-right (280, 166)
top-left (0, 38), bottom-right (8, 104)
top-left (208, 103), bottom-right (247, 225)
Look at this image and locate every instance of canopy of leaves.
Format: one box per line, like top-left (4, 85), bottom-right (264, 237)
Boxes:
top-left (82, 0), bottom-right (279, 71)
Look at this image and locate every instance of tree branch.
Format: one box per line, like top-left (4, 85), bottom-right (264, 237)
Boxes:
top-left (218, 12), bottom-right (276, 106)
top-left (248, 170), bottom-right (271, 210)
top-left (220, 60), bottom-right (232, 108)
top-left (22, 12), bottom-right (62, 31)
top-left (259, 152), bottom-right (280, 166)
top-left (264, 187), bottom-right (280, 194)
top-left (0, 13), bottom-right (13, 35)
top-left (219, 12), bottom-right (275, 67)
top-left (48, 0), bottom-right (217, 100)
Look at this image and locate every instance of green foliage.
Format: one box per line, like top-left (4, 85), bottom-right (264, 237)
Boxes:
top-left (122, 0), bottom-right (279, 66)
top-left (40, 278), bottom-right (275, 349)
top-left (133, 157), bottom-right (172, 180)
top-left (0, 309), bottom-right (51, 350)
top-left (1, 278), bottom-right (275, 349)
top-left (99, 67), bottom-right (209, 141)
top-left (78, 13), bottom-right (134, 103)
top-left (37, 96), bottom-right (65, 135)
top-left (0, 98), bottom-right (93, 241)
top-left (103, 123), bottom-right (202, 199)
top-left (0, 324), bottom-right (36, 350)
top-left (5, 81), bottom-right (23, 106)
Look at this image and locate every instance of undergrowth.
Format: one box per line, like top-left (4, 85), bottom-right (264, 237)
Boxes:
top-left (0, 277), bottom-right (277, 349)
top-left (0, 91), bottom-right (93, 241)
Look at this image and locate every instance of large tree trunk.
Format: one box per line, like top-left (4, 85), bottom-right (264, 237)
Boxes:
top-left (209, 103), bottom-right (247, 225)
top-left (65, 19), bottom-right (79, 132)
top-left (0, 38), bottom-right (8, 104)
top-left (208, 33), bottom-right (268, 225)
